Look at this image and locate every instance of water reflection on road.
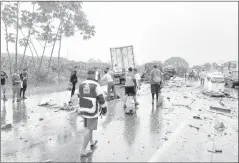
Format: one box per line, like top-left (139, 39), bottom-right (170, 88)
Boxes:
top-left (1, 82), bottom-right (238, 162)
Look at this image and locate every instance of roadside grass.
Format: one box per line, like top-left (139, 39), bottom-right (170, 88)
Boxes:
top-left (2, 79), bottom-right (83, 99)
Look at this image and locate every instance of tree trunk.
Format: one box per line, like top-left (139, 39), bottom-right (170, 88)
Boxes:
top-left (3, 22), bottom-right (12, 76)
top-left (28, 43), bottom-right (37, 72)
top-left (47, 23), bottom-right (61, 76)
top-left (15, 1), bottom-right (19, 71)
top-left (57, 34), bottom-right (62, 82)
top-left (29, 37), bottom-right (39, 60)
top-left (19, 31), bottom-right (31, 70)
top-left (37, 40), bottom-right (48, 84)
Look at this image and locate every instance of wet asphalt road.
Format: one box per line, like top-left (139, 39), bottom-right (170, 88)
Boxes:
top-left (1, 80), bottom-right (238, 162)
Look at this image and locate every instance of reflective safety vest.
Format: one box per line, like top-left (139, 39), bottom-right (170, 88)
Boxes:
top-left (78, 79), bottom-right (106, 119)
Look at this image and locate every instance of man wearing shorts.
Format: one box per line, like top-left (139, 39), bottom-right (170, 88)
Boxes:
top-left (1, 70), bottom-right (8, 101)
top-left (101, 69), bottom-right (117, 101)
top-left (150, 65), bottom-right (163, 107)
top-left (123, 67), bottom-right (138, 111)
top-left (78, 70), bottom-right (107, 157)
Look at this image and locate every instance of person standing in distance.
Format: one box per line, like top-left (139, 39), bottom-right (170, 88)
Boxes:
top-left (150, 65), bottom-right (163, 107)
top-left (1, 70), bottom-right (8, 101)
top-left (101, 69), bottom-right (117, 101)
top-left (20, 68), bottom-right (28, 99)
top-left (12, 69), bottom-right (22, 103)
top-left (123, 67), bottom-right (138, 112)
top-left (70, 69), bottom-right (78, 97)
top-left (78, 70), bottom-right (107, 157)
top-left (199, 69), bottom-right (206, 87)
top-left (94, 67), bottom-right (101, 82)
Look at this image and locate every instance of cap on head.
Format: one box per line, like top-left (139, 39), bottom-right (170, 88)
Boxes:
top-left (128, 67), bottom-right (133, 72)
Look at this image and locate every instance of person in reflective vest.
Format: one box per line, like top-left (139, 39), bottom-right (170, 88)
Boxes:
top-left (78, 70), bottom-right (107, 157)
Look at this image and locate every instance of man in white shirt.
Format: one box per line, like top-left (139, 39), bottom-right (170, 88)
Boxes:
top-left (101, 70), bottom-right (117, 101)
top-left (106, 68), bottom-right (114, 81)
top-left (94, 67), bottom-right (101, 82)
top-left (134, 68), bottom-right (141, 88)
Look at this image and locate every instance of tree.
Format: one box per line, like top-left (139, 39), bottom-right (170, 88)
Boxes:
top-left (19, 3), bottom-right (38, 70)
top-left (164, 57), bottom-right (189, 69)
top-left (191, 65), bottom-right (204, 71)
top-left (1, 2), bottom-right (18, 75)
top-left (36, 2), bottom-right (95, 76)
top-left (15, 2), bottom-right (19, 71)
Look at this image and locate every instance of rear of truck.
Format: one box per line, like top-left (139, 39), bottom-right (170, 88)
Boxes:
top-left (110, 45), bottom-right (135, 84)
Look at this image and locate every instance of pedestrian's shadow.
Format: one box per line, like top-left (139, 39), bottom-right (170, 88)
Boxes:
top-left (123, 113), bottom-right (140, 147)
top-left (12, 101), bottom-right (28, 125)
top-left (150, 104), bottom-right (163, 134)
top-left (1, 103), bottom-right (7, 126)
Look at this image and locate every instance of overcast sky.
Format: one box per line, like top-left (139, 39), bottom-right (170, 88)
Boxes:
top-left (1, 2), bottom-right (238, 66)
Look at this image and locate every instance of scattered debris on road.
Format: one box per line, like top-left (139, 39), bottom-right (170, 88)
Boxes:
top-left (210, 106), bottom-right (231, 113)
top-left (162, 137), bottom-right (168, 141)
top-left (1, 124), bottom-right (12, 130)
top-left (39, 118), bottom-right (44, 121)
top-left (208, 149), bottom-right (223, 153)
top-left (189, 124), bottom-right (200, 130)
top-left (219, 98), bottom-right (225, 107)
top-left (193, 116), bottom-right (202, 120)
top-left (214, 122), bottom-right (225, 131)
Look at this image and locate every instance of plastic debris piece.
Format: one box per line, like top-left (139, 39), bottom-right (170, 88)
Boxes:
top-left (189, 124), bottom-right (200, 130)
top-left (1, 124), bottom-right (12, 130)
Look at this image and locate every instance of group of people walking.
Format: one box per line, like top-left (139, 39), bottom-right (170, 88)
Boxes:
top-left (1, 69), bottom-right (28, 103)
top-left (71, 65), bottom-right (163, 157)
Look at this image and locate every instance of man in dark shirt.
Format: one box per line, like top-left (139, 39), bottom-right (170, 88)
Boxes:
top-left (70, 70), bottom-right (78, 97)
top-left (1, 70), bottom-right (8, 101)
top-left (20, 69), bottom-right (28, 99)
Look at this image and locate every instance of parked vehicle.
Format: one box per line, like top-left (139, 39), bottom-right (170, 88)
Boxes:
top-left (223, 61), bottom-right (238, 88)
top-left (141, 61), bottom-right (163, 81)
top-left (163, 67), bottom-right (176, 80)
top-left (203, 72), bottom-right (225, 96)
top-left (110, 45), bottom-right (135, 84)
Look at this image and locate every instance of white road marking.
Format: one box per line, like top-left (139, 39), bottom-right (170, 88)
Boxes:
top-left (147, 118), bottom-right (191, 162)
